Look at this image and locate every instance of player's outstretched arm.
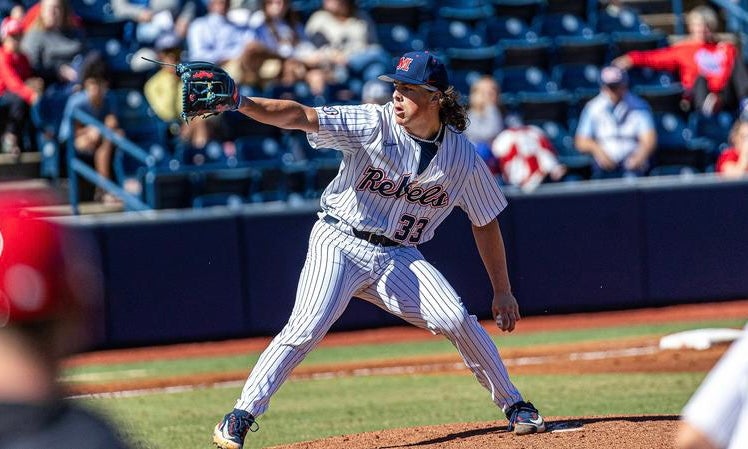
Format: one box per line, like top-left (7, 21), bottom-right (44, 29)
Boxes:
top-left (237, 97), bottom-right (319, 133)
top-left (471, 218), bottom-right (520, 332)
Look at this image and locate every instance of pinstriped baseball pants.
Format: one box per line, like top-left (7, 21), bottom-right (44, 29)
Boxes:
top-left (235, 218), bottom-right (523, 416)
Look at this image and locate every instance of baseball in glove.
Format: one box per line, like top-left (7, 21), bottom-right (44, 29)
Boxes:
top-left (142, 57), bottom-right (242, 121)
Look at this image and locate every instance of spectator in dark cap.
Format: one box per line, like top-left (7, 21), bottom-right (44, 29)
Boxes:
top-left (575, 65), bottom-right (657, 178)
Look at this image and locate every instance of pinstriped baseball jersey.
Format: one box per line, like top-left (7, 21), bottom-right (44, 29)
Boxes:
top-left (308, 102), bottom-right (507, 245)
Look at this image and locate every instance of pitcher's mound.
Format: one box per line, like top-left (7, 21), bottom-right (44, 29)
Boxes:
top-left (270, 415), bottom-right (680, 449)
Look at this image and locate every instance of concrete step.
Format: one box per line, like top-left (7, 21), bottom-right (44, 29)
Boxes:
top-left (0, 152), bottom-right (42, 181)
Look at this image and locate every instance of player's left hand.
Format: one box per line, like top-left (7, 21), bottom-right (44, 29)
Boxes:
top-left (492, 291), bottom-right (520, 332)
top-left (139, 59), bottom-right (241, 121)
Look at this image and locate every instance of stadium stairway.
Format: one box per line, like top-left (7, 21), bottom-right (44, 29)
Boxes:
top-left (0, 154), bottom-right (124, 215)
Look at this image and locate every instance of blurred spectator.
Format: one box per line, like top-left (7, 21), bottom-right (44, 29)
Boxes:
top-left (0, 16), bottom-right (43, 156)
top-left (716, 119), bottom-right (748, 178)
top-left (613, 6), bottom-right (748, 116)
top-left (111, 0), bottom-right (198, 44)
top-left (304, 0), bottom-right (389, 80)
top-left (242, 0), bottom-right (319, 87)
top-left (58, 59), bottom-right (122, 203)
top-left (465, 75), bottom-right (504, 173)
top-left (491, 115), bottom-right (567, 192)
top-left (676, 323), bottom-right (748, 449)
top-left (361, 78), bottom-right (392, 105)
top-left (186, 0), bottom-right (255, 82)
top-left (0, 190), bottom-right (133, 449)
top-left (143, 32), bottom-right (218, 156)
top-left (575, 66), bottom-right (657, 178)
top-left (143, 32), bottom-right (183, 123)
top-left (20, 0), bottom-right (86, 87)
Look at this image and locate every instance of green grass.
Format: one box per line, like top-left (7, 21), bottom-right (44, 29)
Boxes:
top-left (64, 318), bottom-right (745, 383)
top-left (85, 371), bottom-right (708, 449)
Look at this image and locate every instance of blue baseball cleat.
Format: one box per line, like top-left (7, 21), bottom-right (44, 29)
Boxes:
top-left (505, 401), bottom-right (546, 435)
top-left (213, 409), bottom-right (257, 449)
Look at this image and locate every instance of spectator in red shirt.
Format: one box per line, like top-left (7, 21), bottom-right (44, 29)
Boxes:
top-left (716, 119), bottom-right (748, 178)
top-left (0, 16), bottom-right (43, 156)
top-left (613, 6), bottom-right (748, 116)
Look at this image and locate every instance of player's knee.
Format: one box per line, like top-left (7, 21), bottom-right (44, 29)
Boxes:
top-left (432, 308), bottom-right (473, 336)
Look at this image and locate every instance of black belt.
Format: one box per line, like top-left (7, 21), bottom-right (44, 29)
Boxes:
top-left (322, 214), bottom-right (401, 247)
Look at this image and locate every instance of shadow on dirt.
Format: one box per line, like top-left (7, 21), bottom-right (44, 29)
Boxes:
top-left (380, 415), bottom-right (680, 448)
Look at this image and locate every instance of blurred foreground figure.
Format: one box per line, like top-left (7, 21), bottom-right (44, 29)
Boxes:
top-left (0, 189), bottom-right (133, 449)
top-left (677, 323), bottom-right (748, 449)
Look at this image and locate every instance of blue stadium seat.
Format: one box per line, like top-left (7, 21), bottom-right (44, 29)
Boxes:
top-left (197, 166), bottom-right (257, 199)
top-left (192, 192), bottom-right (249, 209)
top-left (142, 169), bottom-right (200, 209)
top-left (446, 45), bottom-right (498, 72)
top-left (31, 84), bottom-right (73, 179)
top-left (375, 24), bottom-right (426, 56)
top-left (516, 91), bottom-right (573, 125)
top-left (69, 0), bottom-right (117, 22)
top-left (553, 34), bottom-right (609, 66)
top-left (483, 16), bottom-right (537, 45)
top-left (489, 0), bottom-right (544, 25)
top-left (689, 111), bottom-right (735, 148)
top-left (423, 19), bottom-right (489, 51)
top-left (633, 84), bottom-right (685, 116)
top-left (610, 30), bottom-right (667, 57)
top-left (87, 37), bottom-right (133, 73)
top-left (595, 8), bottom-right (650, 34)
top-left (235, 135), bottom-right (289, 202)
top-left (652, 112), bottom-right (713, 171)
top-left (496, 37), bottom-right (553, 69)
top-left (436, 0), bottom-right (494, 21)
top-left (175, 141), bottom-right (228, 167)
top-left (494, 66), bottom-right (556, 97)
top-left (544, 0), bottom-right (587, 18)
top-left (290, 0), bottom-right (322, 22)
top-left (363, 0), bottom-right (429, 29)
top-left (450, 69), bottom-right (484, 96)
top-left (111, 89), bottom-right (170, 184)
top-left (535, 13), bottom-right (594, 38)
top-left (627, 67), bottom-right (676, 88)
top-left (552, 63), bottom-right (600, 97)
top-left (648, 164), bottom-right (698, 177)
top-left (528, 119), bottom-right (593, 169)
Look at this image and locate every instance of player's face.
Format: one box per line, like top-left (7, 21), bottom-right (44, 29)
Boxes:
top-left (391, 82), bottom-right (436, 126)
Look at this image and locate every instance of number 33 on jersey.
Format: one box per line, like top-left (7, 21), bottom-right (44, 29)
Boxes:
top-left (309, 103), bottom-right (508, 245)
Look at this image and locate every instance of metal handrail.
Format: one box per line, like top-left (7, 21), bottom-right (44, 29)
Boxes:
top-left (66, 109), bottom-right (153, 214)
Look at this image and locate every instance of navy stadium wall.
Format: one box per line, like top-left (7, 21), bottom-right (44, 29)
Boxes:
top-left (60, 175), bottom-right (748, 348)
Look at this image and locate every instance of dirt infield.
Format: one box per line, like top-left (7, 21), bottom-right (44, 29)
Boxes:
top-left (65, 300), bottom-right (748, 449)
top-left (269, 416), bottom-right (680, 449)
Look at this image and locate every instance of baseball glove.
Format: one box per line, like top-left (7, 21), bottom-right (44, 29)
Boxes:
top-left (142, 57), bottom-right (241, 121)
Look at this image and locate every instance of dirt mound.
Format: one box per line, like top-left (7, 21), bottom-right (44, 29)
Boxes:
top-left (270, 415), bottom-right (679, 449)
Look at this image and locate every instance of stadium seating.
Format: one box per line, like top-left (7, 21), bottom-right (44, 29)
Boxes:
top-left (689, 111), bottom-right (735, 148)
top-left (497, 37), bottom-right (553, 69)
top-left (31, 85), bottom-right (73, 179)
top-left (483, 15), bottom-right (537, 44)
top-left (633, 84), bottom-right (686, 116)
top-left (376, 23), bottom-right (427, 56)
top-left (553, 34), bottom-right (610, 66)
top-left (489, 0), bottom-right (544, 24)
top-left (552, 63), bottom-right (601, 100)
top-left (111, 89), bottom-right (169, 185)
top-left (494, 66), bottom-right (556, 97)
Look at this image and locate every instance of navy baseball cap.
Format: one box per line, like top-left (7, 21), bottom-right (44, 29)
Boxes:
top-left (378, 51), bottom-right (449, 92)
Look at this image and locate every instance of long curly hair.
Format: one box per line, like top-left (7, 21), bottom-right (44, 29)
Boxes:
top-left (438, 86), bottom-right (468, 132)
